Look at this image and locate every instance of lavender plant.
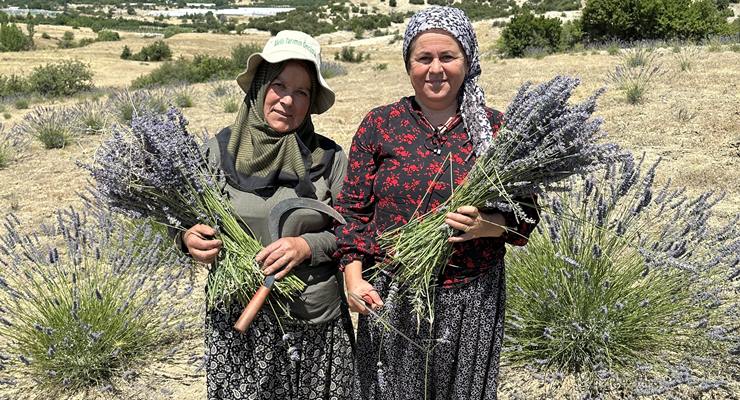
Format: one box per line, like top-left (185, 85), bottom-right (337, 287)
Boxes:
top-left (13, 106), bottom-right (77, 149)
top-left (378, 76), bottom-right (625, 324)
top-left (503, 156), bottom-right (739, 395)
top-left (70, 99), bottom-right (109, 135)
top-left (0, 204), bottom-right (199, 393)
top-left (607, 49), bottom-right (665, 104)
top-left (80, 107), bottom-right (305, 310)
top-left (207, 82), bottom-right (241, 114)
top-left (106, 89), bottom-right (168, 124)
top-left (0, 122), bottom-right (29, 168)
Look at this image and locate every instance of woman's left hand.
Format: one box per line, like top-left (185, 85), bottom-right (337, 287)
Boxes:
top-left (446, 206), bottom-right (506, 243)
top-left (255, 237), bottom-right (312, 279)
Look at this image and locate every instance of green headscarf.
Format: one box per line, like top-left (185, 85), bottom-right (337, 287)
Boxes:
top-left (217, 61), bottom-right (334, 198)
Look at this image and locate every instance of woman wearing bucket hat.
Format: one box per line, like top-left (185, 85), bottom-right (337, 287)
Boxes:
top-left (334, 7), bottom-right (539, 400)
top-left (180, 30), bottom-right (354, 399)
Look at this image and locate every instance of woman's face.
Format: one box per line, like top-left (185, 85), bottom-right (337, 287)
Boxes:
top-left (263, 60), bottom-right (312, 133)
top-left (408, 30), bottom-right (468, 110)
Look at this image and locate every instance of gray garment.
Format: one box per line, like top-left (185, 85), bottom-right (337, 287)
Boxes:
top-left (205, 137), bottom-right (348, 324)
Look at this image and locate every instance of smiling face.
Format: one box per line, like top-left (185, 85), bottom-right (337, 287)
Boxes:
top-left (407, 30), bottom-right (468, 111)
top-left (263, 60), bottom-right (312, 134)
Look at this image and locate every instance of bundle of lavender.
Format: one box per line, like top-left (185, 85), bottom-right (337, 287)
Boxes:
top-left (378, 76), bottom-right (625, 323)
top-left (81, 107), bottom-right (305, 310)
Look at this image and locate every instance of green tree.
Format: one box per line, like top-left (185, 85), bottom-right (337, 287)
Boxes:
top-left (121, 45), bottom-right (132, 59)
top-left (581, 0), bottom-right (725, 41)
top-left (500, 11), bottom-right (563, 57)
top-left (0, 23), bottom-right (34, 52)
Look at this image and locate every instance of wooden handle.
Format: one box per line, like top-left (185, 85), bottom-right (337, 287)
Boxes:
top-left (234, 285), bottom-right (271, 333)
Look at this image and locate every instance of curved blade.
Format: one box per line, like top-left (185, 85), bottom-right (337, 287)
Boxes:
top-left (268, 197), bottom-right (346, 242)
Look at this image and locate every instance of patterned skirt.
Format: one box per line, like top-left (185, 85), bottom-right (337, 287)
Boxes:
top-left (205, 303), bottom-right (354, 400)
top-left (353, 261), bottom-right (506, 400)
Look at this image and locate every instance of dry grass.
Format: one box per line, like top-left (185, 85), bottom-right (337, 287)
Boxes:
top-left (0, 22), bottom-right (738, 399)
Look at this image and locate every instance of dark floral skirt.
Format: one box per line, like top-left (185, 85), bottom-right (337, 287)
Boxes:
top-left (205, 303), bottom-right (354, 400)
top-left (353, 261), bottom-right (506, 400)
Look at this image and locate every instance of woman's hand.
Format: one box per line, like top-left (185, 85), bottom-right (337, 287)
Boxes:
top-left (183, 224), bottom-right (222, 263)
top-left (445, 206), bottom-right (506, 243)
top-left (255, 237), bottom-right (311, 280)
top-left (344, 260), bottom-right (384, 314)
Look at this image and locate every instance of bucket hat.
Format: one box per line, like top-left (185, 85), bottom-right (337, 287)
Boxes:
top-left (236, 30), bottom-right (335, 114)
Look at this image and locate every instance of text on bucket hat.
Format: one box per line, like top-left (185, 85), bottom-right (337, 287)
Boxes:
top-left (236, 30), bottom-right (335, 115)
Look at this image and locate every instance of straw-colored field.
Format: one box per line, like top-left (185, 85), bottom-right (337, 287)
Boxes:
top-left (0, 18), bottom-right (738, 399)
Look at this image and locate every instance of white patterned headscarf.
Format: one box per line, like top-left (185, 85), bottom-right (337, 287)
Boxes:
top-left (403, 6), bottom-right (492, 155)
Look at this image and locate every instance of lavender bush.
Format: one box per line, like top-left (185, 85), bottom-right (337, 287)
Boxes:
top-left (378, 76), bottom-right (625, 324)
top-left (503, 156), bottom-right (739, 396)
top-left (14, 106), bottom-right (77, 149)
top-left (70, 99), bottom-right (109, 135)
top-left (0, 203), bottom-right (199, 393)
top-left (81, 107), bottom-right (305, 310)
top-left (106, 89), bottom-right (168, 124)
top-left (0, 122), bottom-right (29, 168)
top-left (207, 82), bottom-right (241, 114)
top-left (607, 49), bottom-right (664, 104)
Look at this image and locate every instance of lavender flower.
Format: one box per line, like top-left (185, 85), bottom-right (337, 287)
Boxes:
top-left (379, 76), bottom-right (626, 324)
top-left (80, 107), bottom-right (304, 309)
top-left (0, 122), bottom-right (30, 168)
top-left (0, 203), bottom-right (199, 390)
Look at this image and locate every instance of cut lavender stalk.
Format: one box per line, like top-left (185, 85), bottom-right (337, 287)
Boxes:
top-left (378, 76), bottom-right (625, 324)
top-left (80, 107), bottom-right (305, 310)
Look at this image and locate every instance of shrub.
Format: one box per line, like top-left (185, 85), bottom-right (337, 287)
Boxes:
top-left (674, 46), bottom-right (700, 71)
top-left (2, 112), bottom-right (9, 119)
top-left (16, 106), bottom-right (78, 149)
top-left (607, 64), bottom-right (664, 104)
top-left (500, 11), bottom-right (563, 58)
top-left (131, 40), bottom-right (172, 62)
top-left (58, 30), bottom-right (76, 48)
top-left (504, 158), bottom-right (738, 394)
top-left (0, 22), bottom-right (33, 52)
top-left (606, 42), bottom-right (621, 55)
top-left (0, 73), bottom-right (31, 98)
top-left (334, 46), bottom-right (368, 63)
top-left (27, 60), bottom-right (94, 97)
top-left (0, 206), bottom-right (197, 392)
top-left (107, 89), bottom-right (168, 124)
top-left (131, 55), bottom-right (234, 88)
top-left (581, 0), bottom-right (726, 42)
top-left (409, 0), bottom-right (424, 4)
top-left (320, 61), bottom-right (347, 79)
top-left (78, 38), bottom-right (95, 47)
top-left (71, 99), bottom-right (108, 135)
top-left (621, 46), bottom-right (654, 68)
top-left (231, 42), bottom-right (262, 70)
top-left (208, 82), bottom-right (242, 114)
top-left (172, 85), bottom-right (195, 108)
top-left (121, 45), bottom-right (132, 59)
top-left (13, 98), bottom-right (28, 109)
top-left (96, 30), bottom-right (120, 41)
top-left (163, 26), bottom-right (192, 38)
top-left (389, 0), bottom-right (397, 6)
top-left (0, 122), bottom-right (29, 168)
top-left (41, 32), bottom-right (51, 39)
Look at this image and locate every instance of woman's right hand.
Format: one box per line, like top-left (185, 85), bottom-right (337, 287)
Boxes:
top-left (344, 260), bottom-right (384, 314)
top-left (183, 224), bottom-right (222, 264)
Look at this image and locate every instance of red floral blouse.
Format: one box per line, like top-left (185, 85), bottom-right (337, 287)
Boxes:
top-left (334, 97), bottom-right (539, 287)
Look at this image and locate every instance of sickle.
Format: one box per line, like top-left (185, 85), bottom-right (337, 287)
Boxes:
top-left (268, 197), bottom-right (346, 242)
top-left (234, 197), bottom-right (346, 333)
